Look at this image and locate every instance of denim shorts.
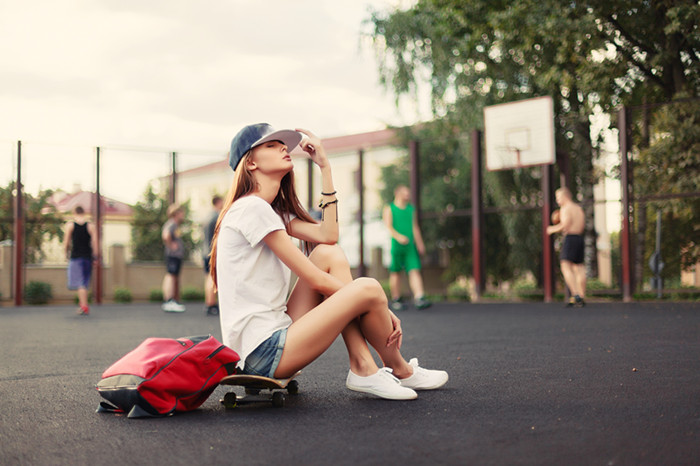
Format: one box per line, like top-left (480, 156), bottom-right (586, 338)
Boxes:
top-left (67, 257), bottom-right (92, 290)
top-left (243, 328), bottom-right (288, 378)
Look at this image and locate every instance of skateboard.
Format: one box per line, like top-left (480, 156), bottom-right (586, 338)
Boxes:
top-left (219, 371), bottom-right (300, 408)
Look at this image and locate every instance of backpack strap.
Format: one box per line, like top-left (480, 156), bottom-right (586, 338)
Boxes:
top-left (96, 401), bottom-right (124, 414)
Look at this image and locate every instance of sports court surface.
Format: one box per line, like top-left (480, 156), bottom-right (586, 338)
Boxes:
top-left (1, 301), bottom-right (698, 465)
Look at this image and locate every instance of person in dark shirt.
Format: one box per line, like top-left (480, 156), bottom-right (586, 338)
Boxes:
top-left (203, 195), bottom-right (223, 316)
top-left (162, 204), bottom-right (186, 312)
top-left (64, 205), bottom-right (97, 315)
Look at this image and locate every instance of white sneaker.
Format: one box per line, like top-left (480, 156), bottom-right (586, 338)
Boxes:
top-left (399, 358), bottom-right (448, 390)
top-left (162, 300), bottom-right (186, 313)
top-left (346, 368), bottom-right (418, 400)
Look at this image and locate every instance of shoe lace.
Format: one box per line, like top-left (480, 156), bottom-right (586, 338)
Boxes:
top-left (408, 358), bottom-right (427, 379)
top-left (377, 367), bottom-right (401, 384)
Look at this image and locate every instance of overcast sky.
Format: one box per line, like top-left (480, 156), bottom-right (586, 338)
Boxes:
top-left (0, 0), bottom-right (427, 148)
top-left (0, 0), bottom-right (430, 198)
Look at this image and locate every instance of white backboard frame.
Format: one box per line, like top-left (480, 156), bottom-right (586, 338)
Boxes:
top-left (483, 96), bottom-right (555, 171)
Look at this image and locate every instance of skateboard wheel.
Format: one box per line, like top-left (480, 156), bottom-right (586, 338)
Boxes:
top-left (287, 380), bottom-right (299, 395)
top-left (272, 392), bottom-right (285, 408)
top-left (221, 392), bottom-right (238, 409)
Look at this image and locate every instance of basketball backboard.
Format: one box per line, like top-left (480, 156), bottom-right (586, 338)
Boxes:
top-left (483, 96), bottom-right (555, 171)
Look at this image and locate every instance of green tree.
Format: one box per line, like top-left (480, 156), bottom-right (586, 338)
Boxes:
top-left (366, 0), bottom-right (699, 286)
top-left (130, 184), bottom-right (196, 262)
top-left (0, 182), bottom-right (64, 263)
top-left (367, 0), bottom-right (604, 281)
top-left (636, 99), bottom-right (700, 282)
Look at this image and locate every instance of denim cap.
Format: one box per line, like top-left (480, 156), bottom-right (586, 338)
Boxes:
top-left (229, 123), bottom-right (302, 171)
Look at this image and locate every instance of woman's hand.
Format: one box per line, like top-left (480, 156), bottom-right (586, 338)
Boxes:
top-left (296, 128), bottom-right (328, 169)
top-left (386, 310), bottom-right (403, 349)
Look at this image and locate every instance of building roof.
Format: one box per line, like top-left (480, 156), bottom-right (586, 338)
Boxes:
top-left (174, 127), bottom-right (400, 178)
top-left (50, 190), bottom-right (133, 217)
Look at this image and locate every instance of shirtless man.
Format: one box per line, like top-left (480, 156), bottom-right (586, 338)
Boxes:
top-left (547, 187), bottom-right (586, 307)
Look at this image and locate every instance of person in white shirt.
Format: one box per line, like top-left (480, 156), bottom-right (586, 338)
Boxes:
top-left (210, 123), bottom-right (448, 400)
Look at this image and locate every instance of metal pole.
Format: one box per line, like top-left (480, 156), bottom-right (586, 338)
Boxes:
top-left (357, 149), bottom-right (366, 277)
top-left (471, 130), bottom-right (484, 301)
top-left (94, 147), bottom-right (103, 305)
top-left (13, 141), bottom-right (24, 306)
top-left (619, 106), bottom-right (633, 302)
top-left (170, 151), bottom-right (178, 300)
top-left (409, 140), bottom-right (421, 226)
top-left (170, 152), bottom-right (177, 205)
top-left (654, 211), bottom-right (663, 299)
top-left (541, 164), bottom-right (554, 302)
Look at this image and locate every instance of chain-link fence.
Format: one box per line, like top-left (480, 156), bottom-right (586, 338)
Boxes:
top-left (0, 140), bottom-right (230, 305)
top-left (1, 106), bottom-right (697, 306)
top-left (623, 98), bottom-right (700, 299)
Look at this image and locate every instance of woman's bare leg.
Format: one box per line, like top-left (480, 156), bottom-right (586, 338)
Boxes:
top-left (276, 277), bottom-right (412, 379)
top-left (286, 245), bottom-right (382, 376)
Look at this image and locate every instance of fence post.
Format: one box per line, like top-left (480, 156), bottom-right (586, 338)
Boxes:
top-left (541, 164), bottom-right (555, 302)
top-left (471, 130), bottom-right (484, 301)
top-left (170, 152), bottom-right (177, 205)
top-left (170, 151), bottom-right (179, 300)
top-left (357, 148), bottom-right (366, 277)
top-left (94, 147), bottom-right (103, 304)
top-left (409, 140), bottom-right (421, 226)
top-left (13, 141), bottom-right (23, 306)
top-left (619, 106), bottom-right (633, 302)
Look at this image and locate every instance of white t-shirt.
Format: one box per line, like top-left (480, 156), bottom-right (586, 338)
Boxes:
top-left (216, 195), bottom-right (293, 367)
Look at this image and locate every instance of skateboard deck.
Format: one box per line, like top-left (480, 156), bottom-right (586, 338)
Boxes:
top-left (219, 371), bottom-right (301, 408)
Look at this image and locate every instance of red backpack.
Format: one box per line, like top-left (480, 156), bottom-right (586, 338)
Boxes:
top-left (96, 335), bottom-right (239, 418)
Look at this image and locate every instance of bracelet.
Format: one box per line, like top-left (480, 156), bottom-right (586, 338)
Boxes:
top-left (318, 199), bottom-right (338, 209)
top-left (318, 199), bottom-right (338, 222)
top-left (321, 191), bottom-right (337, 196)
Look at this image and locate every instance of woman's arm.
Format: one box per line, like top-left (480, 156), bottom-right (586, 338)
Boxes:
top-left (264, 229), bottom-right (344, 296)
top-left (287, 128), bottom-right (338, 244)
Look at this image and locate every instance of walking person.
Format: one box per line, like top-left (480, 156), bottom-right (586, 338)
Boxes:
top-left (382, 185), bottom-right (432, 311)
top-left (64, 205), bottom-right (97, 315)
top-left (547, 187), bottom-right (587, 307)
top-left (210, 123), bottom-right (448, 400)
top-left (162, 204), bottom-right (186, 312)
top-left (203, 195), bottom-right (223, 316)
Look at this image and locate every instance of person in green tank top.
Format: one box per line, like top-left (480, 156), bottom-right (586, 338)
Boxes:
top-left (382, 185), bottom-right (431, 311)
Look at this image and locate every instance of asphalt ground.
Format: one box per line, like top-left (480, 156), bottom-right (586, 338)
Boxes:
top-left (0, 300), bottom-right (698, 465)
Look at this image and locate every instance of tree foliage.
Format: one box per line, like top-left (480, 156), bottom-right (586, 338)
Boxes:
top-left (635, 99), bottom-right (700, 275)
top-left (366, 0), bottom-right (699, 284)
top-left (0, 182), bottom-right (64, 263)
top-left (130, 184), bottom-right (196, 262)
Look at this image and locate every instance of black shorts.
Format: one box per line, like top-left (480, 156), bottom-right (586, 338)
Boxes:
top-left (166, 256), bottom-right (182, 275)
top-left (203, 257), bottom-right (210, 274)
top-left (560, 235), bottom-right (584, 264)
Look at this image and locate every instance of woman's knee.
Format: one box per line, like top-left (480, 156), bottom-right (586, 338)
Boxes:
top-left (353, 277), bottom-right (387, 309)
top-left (310, 244), bottom-right (349, 269)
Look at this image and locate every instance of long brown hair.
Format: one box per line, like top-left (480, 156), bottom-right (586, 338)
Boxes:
top-left (209, 150), bottom-right (316, 287)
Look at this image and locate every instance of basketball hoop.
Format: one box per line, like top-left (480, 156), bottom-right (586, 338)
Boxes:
top-left (484, 96), bottom-right (555, 171)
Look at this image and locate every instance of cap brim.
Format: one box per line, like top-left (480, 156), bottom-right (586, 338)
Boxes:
top-left (252, 129), bottom-right (302, 153)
